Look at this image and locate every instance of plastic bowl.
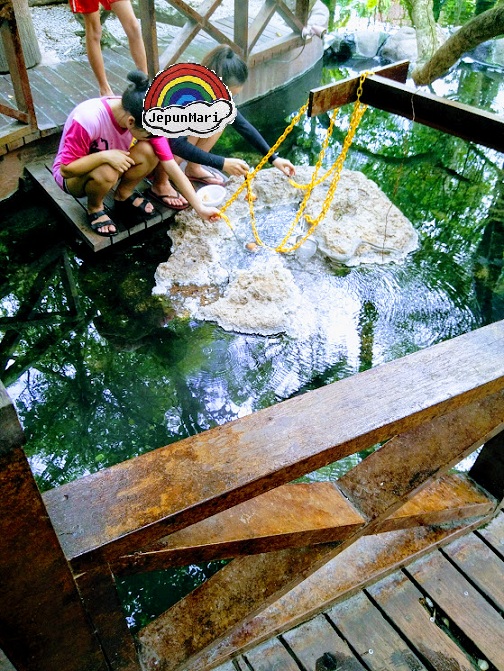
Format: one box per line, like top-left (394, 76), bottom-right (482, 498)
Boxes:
top-left (198, 184), bottom-right (227, 207)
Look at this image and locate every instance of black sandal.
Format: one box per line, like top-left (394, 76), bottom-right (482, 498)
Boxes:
top-left (114, 192), bottom-right (156, 220)
top-left (87, 210), bottom-right (117, 237)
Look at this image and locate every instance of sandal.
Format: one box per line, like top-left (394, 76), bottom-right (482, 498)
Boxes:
top-left (185, 167), bottom-right (226, 186)
top-left (86, 210), bottom-right (117, 237)
top-left (114, 192), bottom-right (156, 220)
top-left (144, 187), bottom-right (190, 211)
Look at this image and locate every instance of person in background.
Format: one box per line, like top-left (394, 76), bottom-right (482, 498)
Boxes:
top-left (148, 45), bottom-right (296, 209)
top-left (70, 0), bottom-right (147, 96)
top-left (52, 71), bottom-right (221, 237)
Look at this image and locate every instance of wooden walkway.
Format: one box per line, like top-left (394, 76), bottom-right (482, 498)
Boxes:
top-left (217, 511), bottom-right (504, 671)
top-left (0, 12), bottom-right (291, 150)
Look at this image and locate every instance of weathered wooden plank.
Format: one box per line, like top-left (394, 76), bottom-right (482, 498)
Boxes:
top-left (405, 551), bottom-right (504, 669)
top-left (242, 637), bottom-right (300, 671)
top-left (0, 384), bottom-right (108, 671)
top-left (367, 571), bottom-right (477, 671)
top-left (136, 394), bottom-right (502, 671)
top-left (477, 511), bottom-right (504, 560)
top-left (360, 75), bottom-right (504, 153)
top-left (282, 615), bottom-right (366, 671)
top-left (25, 161), bottom-right (174, 253)
top-left (308, 61), bottom-right (409, 116)
top-left (43, 322), bottom-right (504, 570)
top-left (76, 567), bottom-right (141, 671)
top-left (327, 591), bottom-right (427, 671)
top-left (114, 473), bottom-right (492, 574)
top-left (195, 521), bottom-right (486, 671)
top-left (442, 532), bottom-right (504, 612)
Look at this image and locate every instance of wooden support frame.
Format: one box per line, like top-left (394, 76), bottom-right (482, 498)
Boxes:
top-left (308, 62), bottom-right (504, 153)
top-left (0, 0), bottom-right (37, 142)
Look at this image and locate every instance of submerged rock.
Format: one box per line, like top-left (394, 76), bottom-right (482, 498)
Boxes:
top-left (153, 167), bottom-right (418, 336)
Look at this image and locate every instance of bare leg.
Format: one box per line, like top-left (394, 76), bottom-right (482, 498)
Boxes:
top-left (184, 133), bottom-right (224, 183)
top-left (114, 140), bottom-right (156, 213)
top-left (66, 163), bottom-right (119, 234)
top-left (83, 11), bottom-right (113, 96)
top-left (112, 0), bottom-right (148, 74)
top-left (148, 163), bottom-right (188, 208)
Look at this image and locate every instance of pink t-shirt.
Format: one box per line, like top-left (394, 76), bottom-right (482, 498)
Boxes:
top-left (52, 97), bottom-right (173, 189)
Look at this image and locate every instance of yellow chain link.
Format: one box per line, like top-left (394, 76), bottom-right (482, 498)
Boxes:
top-left (218, 72), bottom-right (369, 253)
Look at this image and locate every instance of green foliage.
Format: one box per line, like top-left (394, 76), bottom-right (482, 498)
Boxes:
top-left (438, 0), bottom-right (476, 25)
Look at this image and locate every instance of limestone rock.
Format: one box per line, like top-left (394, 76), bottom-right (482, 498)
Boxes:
top-left (153, 167), bottom-right (418, 336)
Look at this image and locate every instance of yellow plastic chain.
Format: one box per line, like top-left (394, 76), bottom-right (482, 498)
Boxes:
top-left (219, 71), bottom-right (369, 253)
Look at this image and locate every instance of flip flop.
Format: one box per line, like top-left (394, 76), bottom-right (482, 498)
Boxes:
top-left (144, 188), bottom-right (190, 211)
top-left (185, 167), bottom-right (226, 186)
top-left (86, 210), bottom-right (117, 237)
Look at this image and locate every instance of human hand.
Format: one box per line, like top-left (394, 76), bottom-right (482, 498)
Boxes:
top-left (198, 205), bottom-right (222, 222)
top-left (105, 150), bottom-right (135, 173)
top-left (272, 157), bottom-right (296, 177)
top-left (223, 157), bottom-right (250, 177)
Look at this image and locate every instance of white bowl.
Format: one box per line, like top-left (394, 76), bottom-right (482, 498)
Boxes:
top-left (198, 184), bottom-right (227, 207)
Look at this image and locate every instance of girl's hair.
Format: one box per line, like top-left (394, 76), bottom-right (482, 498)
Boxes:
top-left (202, 46), bottom-right (248, 88)
top-left (122, 70), bottom-right (150, 126)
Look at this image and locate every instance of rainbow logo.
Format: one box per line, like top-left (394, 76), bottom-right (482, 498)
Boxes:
top-left (143, 63), bottom-right (236, 139)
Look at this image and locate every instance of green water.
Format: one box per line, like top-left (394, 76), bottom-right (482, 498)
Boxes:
top-left (1, 60), bottom-right (503, 629)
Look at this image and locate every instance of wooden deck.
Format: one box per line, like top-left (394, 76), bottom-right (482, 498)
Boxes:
top-left (0, 11), bottom-right (294, 150)
top-left (25, 161), bottom-right (178, 252)
top-left (214, 511), bottom-right (504, 671)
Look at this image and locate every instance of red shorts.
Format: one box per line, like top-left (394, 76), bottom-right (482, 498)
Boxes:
top-left (69, 0), bottom-right (121, 14)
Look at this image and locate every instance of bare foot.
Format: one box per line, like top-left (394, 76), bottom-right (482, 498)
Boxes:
top-left (148, 185), bottom-right (188, 208)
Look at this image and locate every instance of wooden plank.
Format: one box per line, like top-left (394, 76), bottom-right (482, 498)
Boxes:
top-left (25, 162), bottom-right (175, 253)
top-left (43, 322), bottom-right (504, 570)
top-left (195, 521), bottom-right (486, 671)
top-left (327, 591), bottom-right (427, 671)
top-left (114, 472), bottom-right (492, 575)
top-left (477, 511), bottom-right (504, 560)
top-left (367, 571), bottom-right (477, 671)
top-left (136, 395), bottom-right (503, 671)
top-left (76, 567), bottom-right (141, 671)
top-left (361, 75), bottom-right (504, 153)
top-left (0, 384), bottom-right (108, 671)
top-left (139, 0), bottom-right (159, 78)
top-left (442, 532), bottom-right (504, 611)
top-left (282, 615), bottom-right (366, 671)
top-left (242, 637), bottom-right (301, 671)
top-left (308, 61), bottom-right (410, 116)
top-left (405, 551), bottom-right (504, 669)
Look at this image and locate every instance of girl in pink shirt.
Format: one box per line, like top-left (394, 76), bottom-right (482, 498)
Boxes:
top-left (53, 70), bottom-right (221, 237)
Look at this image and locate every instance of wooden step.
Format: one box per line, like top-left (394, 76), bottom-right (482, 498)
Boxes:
top-left (24, 161), bottom-right (176, 252)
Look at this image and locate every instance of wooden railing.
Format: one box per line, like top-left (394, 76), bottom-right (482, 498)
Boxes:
top-left (0, 0), bottom-right (37, 146)
top-left (1, 320), bottom-right (503, 671)
top-left (139, 0), bottom-right (311, 78)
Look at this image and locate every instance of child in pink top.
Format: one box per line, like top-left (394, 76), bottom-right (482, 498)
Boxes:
top-left (53, 71), bottom-right (221, 236)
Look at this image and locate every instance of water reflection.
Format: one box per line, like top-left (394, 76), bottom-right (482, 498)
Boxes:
top-left (1, 60), bottom-right (503, 627)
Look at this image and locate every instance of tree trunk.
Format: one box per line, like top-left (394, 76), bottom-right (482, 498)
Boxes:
top-left (409, 0), bottom-right (441, 66)
top-left (412, 5), bottom-right (504, 85)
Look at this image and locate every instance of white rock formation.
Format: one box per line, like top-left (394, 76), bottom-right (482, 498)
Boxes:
top-left (153, 167), bottom-right (418, 336)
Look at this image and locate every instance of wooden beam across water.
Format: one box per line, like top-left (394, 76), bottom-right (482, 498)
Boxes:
top-left (309, 68), bottom-right (504, 153)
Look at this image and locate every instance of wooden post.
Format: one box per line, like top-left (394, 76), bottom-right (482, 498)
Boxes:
top-left (469, 428), bottom-right (504, 507)
top-left (0, 383), bottom-right (109, 671)
top-left (138, 0), bottom-right (158, 78)
top-left (234, 0), bottom-right (248, 58)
